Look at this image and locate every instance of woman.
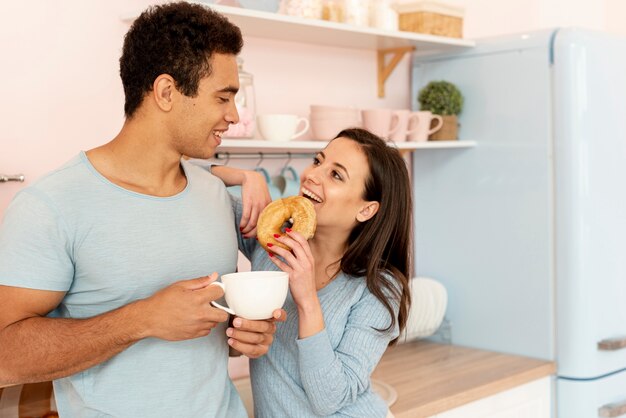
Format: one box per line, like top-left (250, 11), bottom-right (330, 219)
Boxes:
top-left (215, 128), bottom-right (412, 417)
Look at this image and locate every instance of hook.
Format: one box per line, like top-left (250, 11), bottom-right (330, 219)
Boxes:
top-left (282, 152), bottom-right (292, 169)
top-left (255, 152), bottom-right (264, 168)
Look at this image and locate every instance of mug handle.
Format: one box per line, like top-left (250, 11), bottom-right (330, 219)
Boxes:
top-left (291, 117), bottom-right (310, 139)
top-left (387, 113), bottom-right (401, 137)
top-left (209, 282), bottom-right (236, 315)
top-left (406, 113), bottom-right (421, 134)
top-left (254, 167), bottom-right (271, 183)
top-left (281, 165), bottom-right (299, 181)
top-left (428, 115), bottom-right (444, 134)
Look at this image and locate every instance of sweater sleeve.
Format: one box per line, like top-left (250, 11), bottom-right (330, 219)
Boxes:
top-left (229, 194), bottom-right (257, 260)
top-left (295, 285), bottom-right (400, 415)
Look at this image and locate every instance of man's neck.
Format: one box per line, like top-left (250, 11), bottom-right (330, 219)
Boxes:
top-left (85, 118), bottom-right (187, 197)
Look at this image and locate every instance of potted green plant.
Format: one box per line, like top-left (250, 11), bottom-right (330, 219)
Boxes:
top-left (417, 81), bottom-right (464, 140)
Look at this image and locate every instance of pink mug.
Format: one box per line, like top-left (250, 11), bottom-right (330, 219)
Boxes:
top-left (407, 111), bottom-right (444, 142)
top-left (361, 109), bottom-right (400, 140)
top-left (390, 109), bottom-right (420, 142)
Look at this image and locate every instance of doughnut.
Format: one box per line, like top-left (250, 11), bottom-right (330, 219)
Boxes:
top-left (257, 196), bottom-right (316, 251)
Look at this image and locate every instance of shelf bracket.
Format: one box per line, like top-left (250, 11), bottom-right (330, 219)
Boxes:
top-left (377, 46), bottom-right (415, 98)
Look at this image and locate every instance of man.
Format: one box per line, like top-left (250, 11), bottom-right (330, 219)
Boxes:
top-left (0, 3), bottom-right (278, 417)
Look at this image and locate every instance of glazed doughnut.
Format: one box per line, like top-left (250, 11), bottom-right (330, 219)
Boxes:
top-left (257, 196), bottom-right (316, 251)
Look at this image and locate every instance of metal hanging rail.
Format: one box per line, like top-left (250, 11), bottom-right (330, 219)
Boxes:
top-left (214, 151), bottom-right (316, 161)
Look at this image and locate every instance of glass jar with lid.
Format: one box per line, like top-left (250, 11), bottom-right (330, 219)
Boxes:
top-left (224, 57), bottom-right (256, 138)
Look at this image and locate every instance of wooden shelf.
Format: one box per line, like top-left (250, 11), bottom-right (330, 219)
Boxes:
top-left (217, 139), bottom-right (476, 154)
top-left (121, 3), bottom-right (475, 121)
top-left (122, 3), bottom-right (474, 96)
top-left (122, 3), bottom-right (475, 53)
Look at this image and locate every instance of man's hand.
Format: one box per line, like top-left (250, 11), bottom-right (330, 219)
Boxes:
top-left (141, 273), bottom-right (230, 341)
top-left (226, 309), bottom-right (287, 358)
top-left (239, 170), bottom-right (271, 238)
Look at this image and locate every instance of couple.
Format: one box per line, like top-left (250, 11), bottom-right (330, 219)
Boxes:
top-left (0, 3), bottom-right (412, 417)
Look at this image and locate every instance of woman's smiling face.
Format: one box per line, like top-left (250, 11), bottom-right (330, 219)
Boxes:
top-left (300, 137), bottom-right (375, 230)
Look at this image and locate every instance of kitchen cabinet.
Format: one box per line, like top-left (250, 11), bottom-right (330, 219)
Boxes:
top-left (372, 341), bottom-right (555, 418)
top-left (432, 378), bottom-right (551, 418)
top-left (123, 3), bottom-right (476, 154)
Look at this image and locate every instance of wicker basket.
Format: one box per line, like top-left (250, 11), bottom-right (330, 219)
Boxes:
top-left (393, 1), bottom-right (464, 38)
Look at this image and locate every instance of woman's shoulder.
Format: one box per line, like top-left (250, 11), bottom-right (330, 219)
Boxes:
top-left (342, 269), bottom-right (402, 290)
top-left (340, 270), bottom-right (404, 308)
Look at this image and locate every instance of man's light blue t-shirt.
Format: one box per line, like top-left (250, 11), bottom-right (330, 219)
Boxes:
top-left (0, 153), bottom-right (246, 417)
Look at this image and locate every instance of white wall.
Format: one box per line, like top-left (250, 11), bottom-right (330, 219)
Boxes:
top-left (606, 0), bottom-right (626, 36)
top-left (460, 0), bottom-right (624, 38)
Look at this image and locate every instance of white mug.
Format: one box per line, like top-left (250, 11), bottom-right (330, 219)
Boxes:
top-left (257, 114), bottom-right (309, 142)
top-left (210, 271), bottom-right (289, 320)
top-left (407, 111), bottom-right (443, 142)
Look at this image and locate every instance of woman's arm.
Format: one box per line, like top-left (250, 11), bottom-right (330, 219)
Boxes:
top-left (267, 232), bottom-right (397, 415)
top-left (296, 292), bottom-right (397, 415)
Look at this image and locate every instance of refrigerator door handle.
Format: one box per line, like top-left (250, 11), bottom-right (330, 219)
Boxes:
top-left (598, 337), bottom-right (626, 351)
top-left (599, 399), bottom-right (626, 417)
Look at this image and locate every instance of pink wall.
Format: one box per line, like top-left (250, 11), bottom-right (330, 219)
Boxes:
top-left (0, 0), bottom-right (410, 216)
top-left (0, 0), bottom-right (139, 214)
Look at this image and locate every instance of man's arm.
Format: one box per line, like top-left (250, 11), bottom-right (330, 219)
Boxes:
top-left (211, 165), bottom-right (271, 237)
top-left (0, 274), bottom-right (229, 386)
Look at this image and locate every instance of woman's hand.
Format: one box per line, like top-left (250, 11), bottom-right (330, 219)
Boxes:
top-left (267, 230), bottom-right (325, 339)
top-left (266, 230), bottom-right (317, 308)
top-left (239, 170), bottom-right (271, 237)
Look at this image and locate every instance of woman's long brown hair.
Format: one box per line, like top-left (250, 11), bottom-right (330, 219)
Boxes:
top-left (333, 128), bottom-right (412, 345)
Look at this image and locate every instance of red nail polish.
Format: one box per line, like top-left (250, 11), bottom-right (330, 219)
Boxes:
top-left (273, 233), bottom-right (281, 238)
top-left (268, 252), bottom-right (274, 258)
top-left (285, 228), bottom-right (292, 233)
top-left (267, 243), bottom-right (273, 247)
top-left (239, 227), bottom-right (243, 231)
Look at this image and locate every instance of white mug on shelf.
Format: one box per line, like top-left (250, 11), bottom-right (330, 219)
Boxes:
top-left (257, 114), bottom-right (309, 142)
top-left (407, 111), bottom-right (444, 142)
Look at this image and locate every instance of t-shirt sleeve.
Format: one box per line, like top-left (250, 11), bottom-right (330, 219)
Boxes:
top-left (0, 189), bottom-right (74, 291)
top-left (296, 284), bottom-right (400, 415)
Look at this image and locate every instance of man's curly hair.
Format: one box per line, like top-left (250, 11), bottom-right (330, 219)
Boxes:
top-left (120, 2), bottom-right (243, 118)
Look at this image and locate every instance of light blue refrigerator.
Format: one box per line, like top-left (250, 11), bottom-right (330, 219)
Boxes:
top-left (411, 28), bottom-right (626, 417)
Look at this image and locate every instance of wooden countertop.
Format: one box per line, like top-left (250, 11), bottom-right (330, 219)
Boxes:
top-left (371, 340), bottom-right (556, 418)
